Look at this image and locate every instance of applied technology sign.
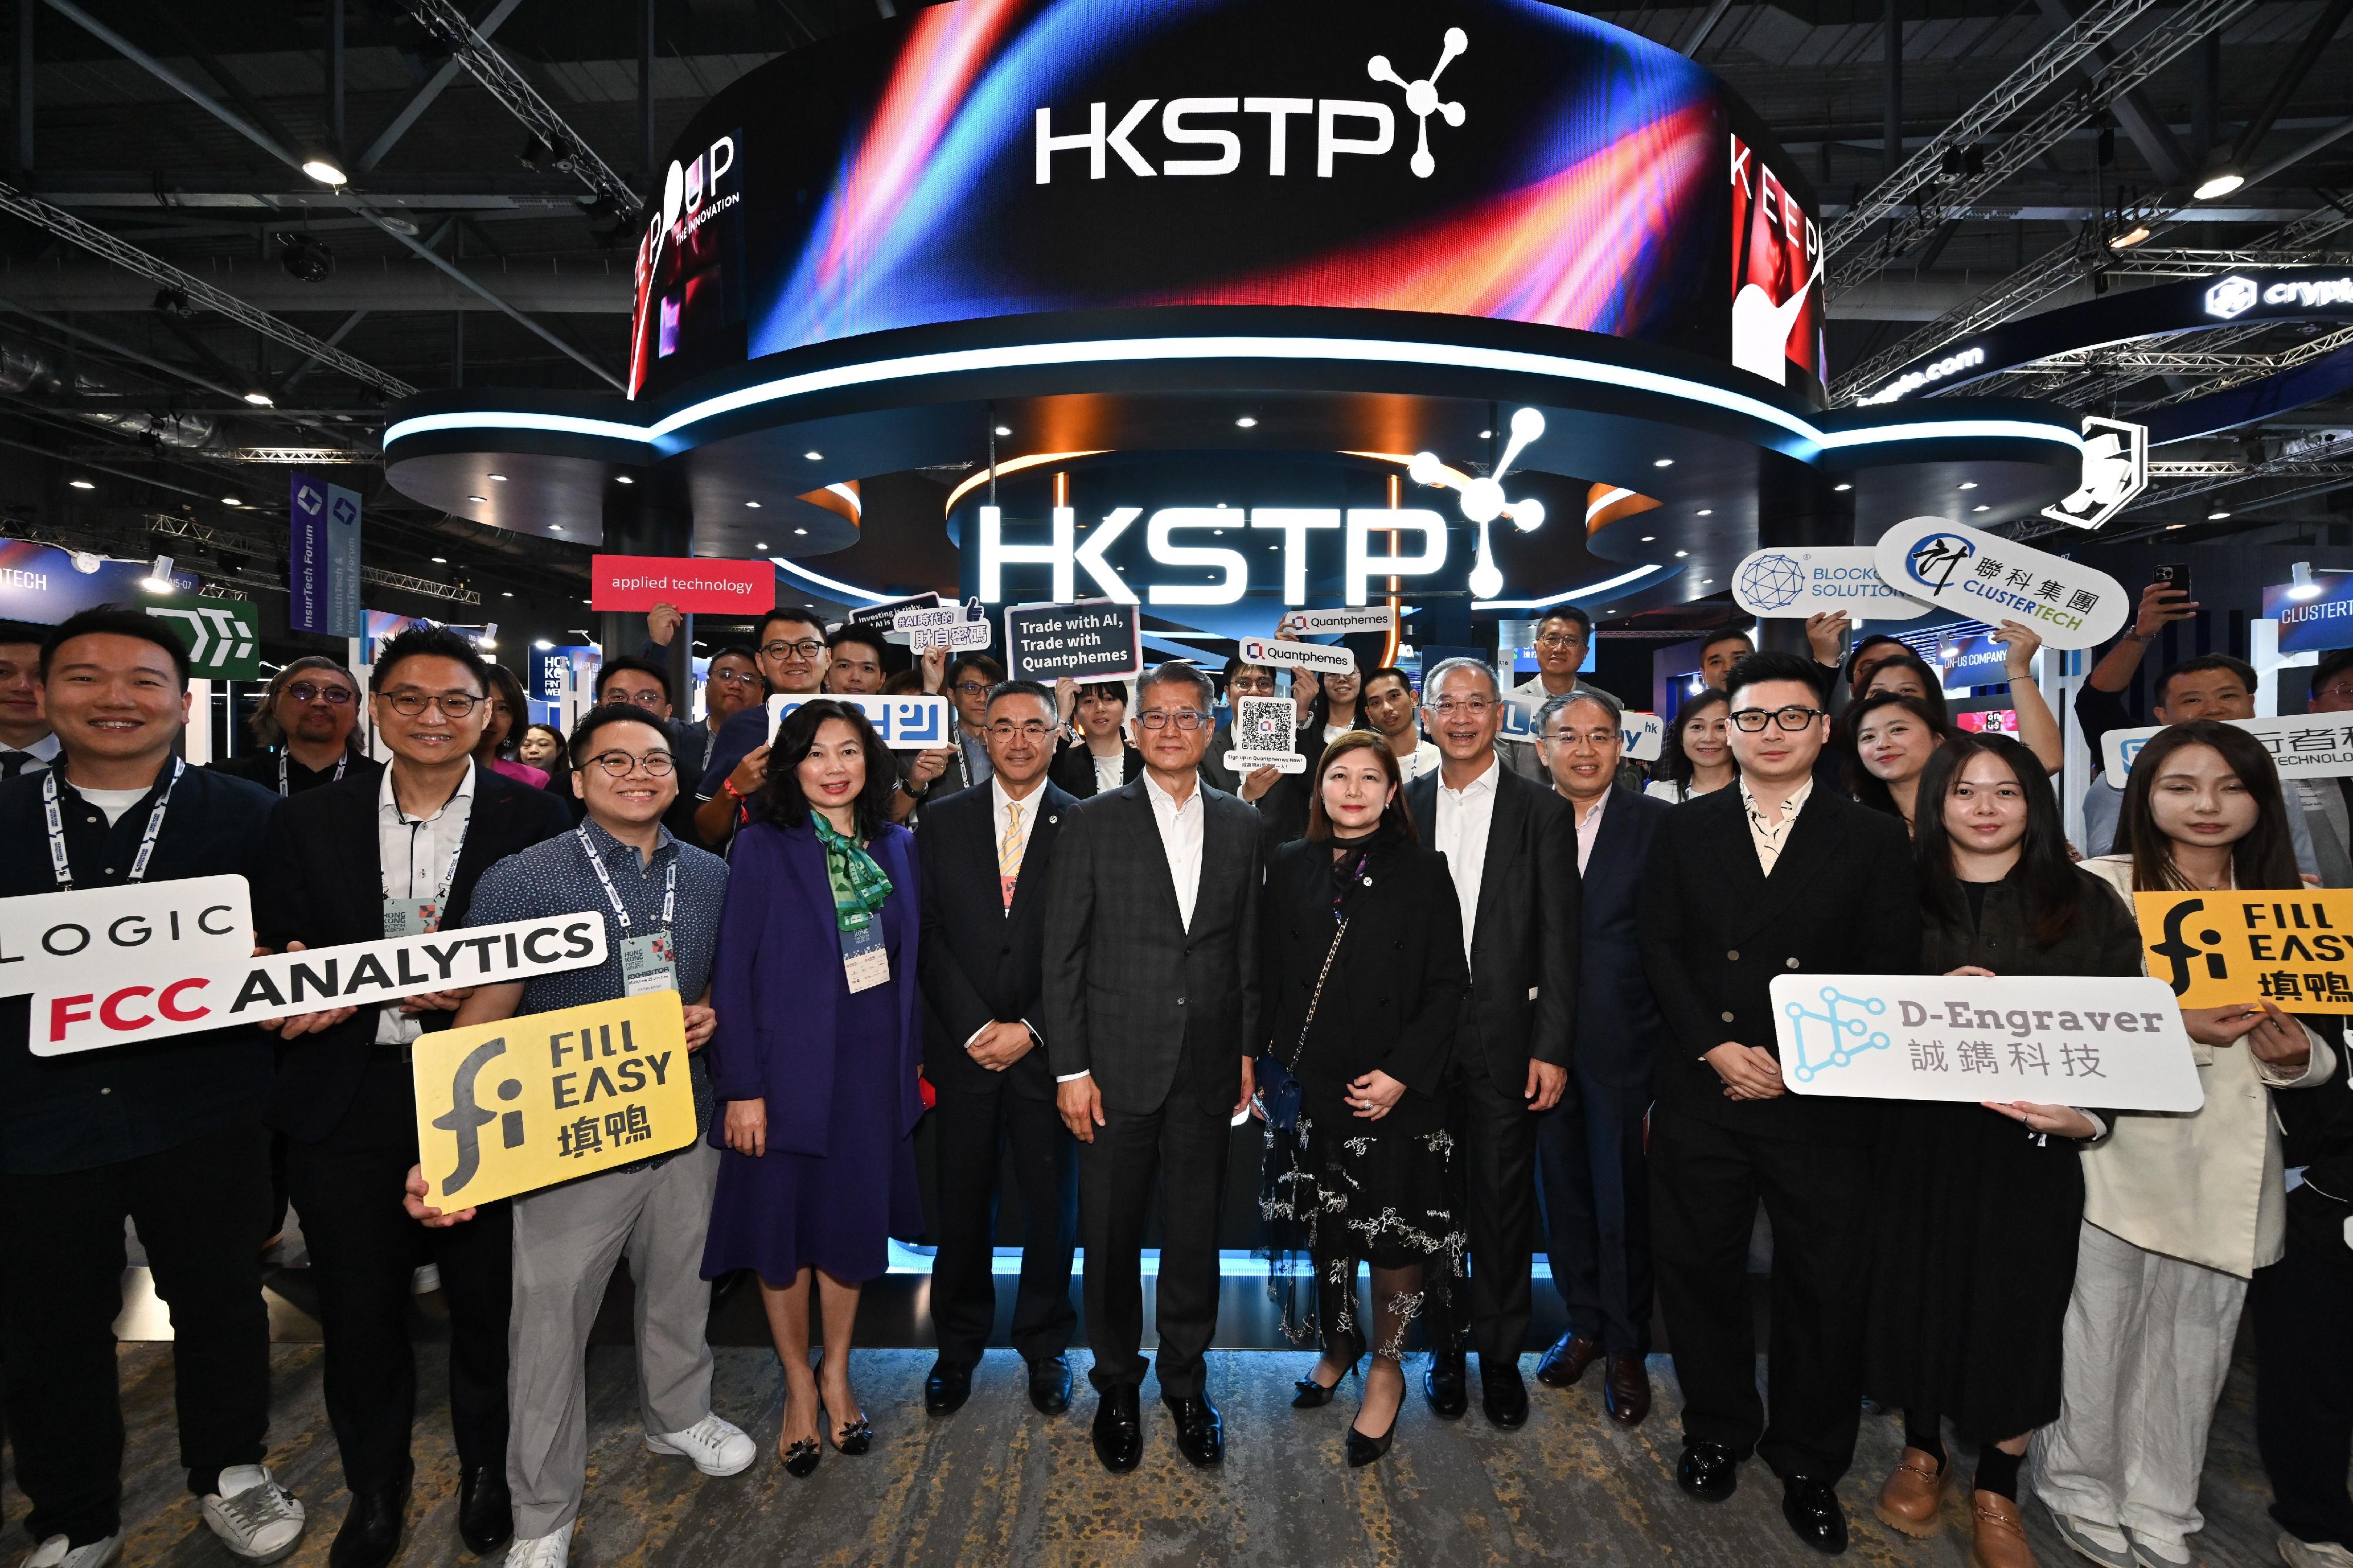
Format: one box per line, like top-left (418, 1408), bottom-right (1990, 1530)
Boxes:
top-left (1873, 516), bottom-right (2128, 650)
top-left (1730, 545), bottom-right (1929, 621)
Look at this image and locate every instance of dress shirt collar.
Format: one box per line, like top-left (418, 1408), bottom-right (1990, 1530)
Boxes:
top-left (1438, 751), bottom-right (1500, 802)
top-left (1141, 768), bottom-right (1200, 818)
top-left (5, 732), bottom-right (60, 762)
top-left (991, 773), bottom-right (1047, 821)
top-left (1571, 785), bottom-right (1611, 829)
top-left (1739, 772), bottom-right (1812, 829)
top-left (378, 756), bottom-right (478, 823)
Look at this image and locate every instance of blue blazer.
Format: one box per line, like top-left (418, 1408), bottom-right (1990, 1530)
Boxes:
top-left (1573, 784), bottom-right (1675, 1092)
top-left (704, 818), bottom-right (924, 1158)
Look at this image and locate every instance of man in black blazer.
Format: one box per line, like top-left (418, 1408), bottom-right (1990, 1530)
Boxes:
top-left (916, 679), bottom-right (1081, 1420)
top-left (1404, 657), bottom-right (1579, 1430)
top-left (254, 628), bottom-right (572, 1568)
top-left (1528, 689), bottom-right (1673, 1427)
top-left (1637, 649), bottom-right (1921, 1555)
top-left (1042, 662), bottom-right (1262, 1476)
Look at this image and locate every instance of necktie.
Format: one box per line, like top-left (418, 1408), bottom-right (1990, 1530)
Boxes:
top-left (0, 751), bottom-right (29, 779)
top-left (998, 800), bottom-right (1024, 909)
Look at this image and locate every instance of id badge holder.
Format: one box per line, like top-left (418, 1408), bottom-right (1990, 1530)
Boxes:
top-left (620, 933), bottom-right (678, 996)
top-left (381, 897), bottom-right (439, 938)
top-left (841, 920), bottom-right (889, 994)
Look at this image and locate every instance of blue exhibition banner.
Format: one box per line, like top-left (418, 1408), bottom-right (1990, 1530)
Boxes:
top-left (289, 472), bottom-right (362, 636)
top-left (2266, 578), bottom-right (2353, 655)
top-left (1937, 631), bottom-right (2011, 686)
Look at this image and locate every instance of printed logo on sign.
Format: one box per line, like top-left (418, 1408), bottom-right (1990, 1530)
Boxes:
top-left (1737, 553), bottom-right (1805, 611)
top-left (294, 482), bottom-right (324, 516)
top-left (2205, 275), bottom-right (2259, 319)
top-left (433, 1035), bottom-right (525, 1195)
top-left (1368, 27), bottom-right (1467, 178)
top-left (2148, 898), bottom-right (2231, 997)
top-left (1904, 532), bottom-right (1975, 593)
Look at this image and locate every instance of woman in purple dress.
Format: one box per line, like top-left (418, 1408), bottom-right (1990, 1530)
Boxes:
top-left (701, 700), bottom-right (924, 1476)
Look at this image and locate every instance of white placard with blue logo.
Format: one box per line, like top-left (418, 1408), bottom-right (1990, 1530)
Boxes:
top-left (765, 693), bottom-right (953, 750)
top-left (1769, 972), bottom-right (2204, 1110)
top-left (1730, 546), bottom-right (1929, 621)
top-left (1496, 699), bottom-right (1663, 760)
top-left (1872, 516), bottom-right (2128, 650)
top-left (2101, 711), bottom-right (2353, 782)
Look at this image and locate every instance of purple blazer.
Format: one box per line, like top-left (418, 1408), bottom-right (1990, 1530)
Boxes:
top-left (704, 818), bottom-right (923, 1158)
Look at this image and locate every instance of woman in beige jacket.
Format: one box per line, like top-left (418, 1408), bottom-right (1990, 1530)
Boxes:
top-left (2035, 722), bottom-right (2337, 1568)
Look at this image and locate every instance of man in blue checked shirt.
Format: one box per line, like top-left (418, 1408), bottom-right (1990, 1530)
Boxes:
top-left (404, 703), bottom-right (750, 1568)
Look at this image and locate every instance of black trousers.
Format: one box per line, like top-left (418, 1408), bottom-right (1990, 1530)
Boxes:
top-left (928, 1074), bottom-right (1078, 1367)
top-left (1427, 1063), bottom-right (1539, 1363)
top-left (285, 1057), bottom-right (512, 1495)
top-left (2254, 1194), bottom-right (2353, 1547)
top-left (1537, 1065), bottom-right (1654, 1355)
top-left (1077, 1093), bottom-right (1229, 1400)
top-left (1649, 1106), bottom-right (1872, 1481)
top-left (0, 1115), bottom-right (274, 1547)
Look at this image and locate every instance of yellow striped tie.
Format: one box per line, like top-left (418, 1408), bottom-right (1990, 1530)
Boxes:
top-left (998, 801), bottom-right (1024, 909)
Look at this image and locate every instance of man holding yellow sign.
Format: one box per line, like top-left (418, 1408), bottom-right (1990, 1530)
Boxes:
top-left (404, 703), bottom-right (751, 1568)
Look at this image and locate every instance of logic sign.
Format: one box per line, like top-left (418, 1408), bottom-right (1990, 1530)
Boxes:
top-left (1872, 517), bottom-right (2128, 650)
top-left (0, 877), bottom-right (254, 1001)
top-left (1002, 599), bottom-right (1144, 683)
top-left (2135, 889), bottom-right (2353, 1013)
top-left (143, 595), bottom-right (262, 680)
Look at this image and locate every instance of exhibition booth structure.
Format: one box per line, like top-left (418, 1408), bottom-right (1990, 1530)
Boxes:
top-left (379, 0), bottom-right (2092, 649)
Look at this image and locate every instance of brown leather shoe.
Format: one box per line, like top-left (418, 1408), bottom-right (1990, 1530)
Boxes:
top-left (1535, 1333), bottom-right (1601, 1389)
top-left (1872, 1446), bottom-right (1949, 1539)
top-left (1602, 1350), bottom-right (1651, 1426)
top-left (1968, 1490), bottom-right (2035, 1568)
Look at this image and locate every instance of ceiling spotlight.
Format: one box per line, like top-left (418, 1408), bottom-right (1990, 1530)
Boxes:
top-left (67, 478), bottom-right (94, 491)
top-left (745, 501), bottom-right (761, 509)
top-left (221, 495), bottom-right (241, 506)
top-left (1478, 429), bottom-right (1492, 439)
top-left (2192, 150), bottom-right (2245, 201)
top-left (488, 473), bottom-right (508, 482)
top-left (2207, 509), bottom-right (2231, 521)
top-left (1972, 503), bottom-right (1991, 512)
top-left (1696, 508), bottom-right (1714, 516)
top-left (1674, 549), bottom-right (1689, 558)
top-left (1958, 481), bottom-right (1978, 490)
top-left (466, 494), bottom-right (488, 503)
top-left (803, 451), bottom-right (823, 461)
top-left (1700, 579), bottom-right (1714, 585)
top-left (151, 286), bottom-right (194, 320)
top-left (755, 542), bottom-right (768, 550)
top-left (1639, 535), bottom-right (1655, 542)
top-left (276, 231), bottom-right (333, 284)
top-left (431, 556), bottom-right (448, 564)
top-left (2108, 223), bottom-right (2152, 251)
top-left (1235, 416), bottom-right (1259, 428)
top-left (1834, 482), bottom-right (1854, 492)
top-left (501, 590), bottom-right (514, 598)
top-left (2291, 561), bottom-right (2322, 601)
top-left (614, 475), bottom-right (635, 485)
top-left (793, 527), bottom-right (808, 535)
top-left (299, 155), bottom-right (347, 188)
top-left (140, 554), bottom-right (175, 593)
top-left (242, 388), bottom-right (276, 408)
top-left (533, 639), bottom-right (554, 650)
top-left (518, 132), bottom-right (554, 172)
top-left (1652, 457), bottom-right (1674, 468)
top-left (994, 425), bottom-right (1012, 436)
top-left (2166, 522), bottom-right (2188, 530)
top-left (550, 524), bottom-right (565, 533)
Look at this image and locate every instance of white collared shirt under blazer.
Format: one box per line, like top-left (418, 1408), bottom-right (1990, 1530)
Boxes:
top-left (2078, 855), bottom-right (2338, 1278)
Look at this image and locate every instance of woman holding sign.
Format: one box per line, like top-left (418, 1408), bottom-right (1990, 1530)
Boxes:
top-left (2034, 722), bottom-right (2337, 1568)
top-left (700, 700), bottom-right (923, 1477)
top-left (1864, 733), bottom-right (2141, 1567)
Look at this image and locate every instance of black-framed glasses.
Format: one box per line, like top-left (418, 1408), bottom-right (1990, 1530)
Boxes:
top-left (602, 688), bottom-right (666, 711)
top-left (952, 679), bottom-right (994, 696)
top-left (585, 749), bottom-right (675, 778)
top-left (759, 638), bottom-right (825, 660)
top-left (1729, 705), bottom-right (1826, 732)
top-left (380, 689), bottom-right (481, 718)
top-left (286, 680), bottom-right (354, 705)
top-left (987, 719), bottom-right (1056, 741)
top-left (1136, 709), bottom-right (1208, 731)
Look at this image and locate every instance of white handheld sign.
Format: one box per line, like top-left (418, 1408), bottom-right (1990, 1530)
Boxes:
top-left (1280, 606), bottom-right (1397, 637)
top-left (1873, 516), bottom-right (2129, 650)
top-left (892, 600), bottom-right (992, 652)
top-left (765, 693), bottom-right (954, 750)
top-left (1621, 712), bottom-right (1664, 762)
top-left (2102, 711), bottom-right (2353, 782)
top-left (1239, 636), bottom-right (1357, 676)
top-left (1770, 972), bottom-right (2203, 1111)
top-left (1232, 694), bottom-right (1307, 774)
top-left (1731, 546), bottom-right (1930, 622)
top-left (0, 876), bottom-right (252, 999)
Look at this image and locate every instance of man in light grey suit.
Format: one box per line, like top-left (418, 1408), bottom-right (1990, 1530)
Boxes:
top-left (2294, 649), bottom-right (2353, 887)
top-left (1042, 662), bottom-right (1262, 1477)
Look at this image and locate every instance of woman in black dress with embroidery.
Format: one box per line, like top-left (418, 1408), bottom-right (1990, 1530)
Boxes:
top-left (1258, 732), bottom-right (1467, 1467)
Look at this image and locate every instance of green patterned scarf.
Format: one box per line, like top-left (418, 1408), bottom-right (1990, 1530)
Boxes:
top-left (811, 812), bottom-right (893, 932)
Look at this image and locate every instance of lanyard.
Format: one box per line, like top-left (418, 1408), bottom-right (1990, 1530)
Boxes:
top-left (576, 825), bottom-right (675, 933)
top-left (44, 758), bottom-right (182, 890)
top-left (279, 749), bottom-right (348, 797)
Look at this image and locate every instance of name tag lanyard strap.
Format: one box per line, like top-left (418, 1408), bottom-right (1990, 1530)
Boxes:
top-left (44, 758), bottom-right (184, 890)
top-left (281, 750), bottom-right (348, 797)
top-left (385, 809), bottom-right (470, 908)
top-left (578, 826), bottom-right (676, 933)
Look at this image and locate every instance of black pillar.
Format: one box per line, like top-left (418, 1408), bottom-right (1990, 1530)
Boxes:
top-left (1882, 0), bottom-right (1902, 177)
top-left (1754, 458), bottom-right (1854, 659)
top-left (600, 489), bottom-right (696, 709)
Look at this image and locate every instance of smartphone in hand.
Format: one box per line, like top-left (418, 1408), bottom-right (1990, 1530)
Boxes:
top-left (2153, 562), bottom-right (2193, 601)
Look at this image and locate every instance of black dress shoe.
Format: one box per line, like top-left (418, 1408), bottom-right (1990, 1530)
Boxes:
top-left (1163, 1393), bottom-right (1224, 1467)
top-left (1535, 1333), bottom-right (1602, 1389)
top-left (1091, 1386), bottom-right (1143, 1474)
top-left (1026, 1356), bottom-right (1072, 1416)
top-left (925, 1360), bottom-right (974, 1417)
top-left (456, 1464), bottom-right (511, 1556)
top-left (329, 1480), bottom-right (409, 1568)
top-left (1478, 1357), bottom-right (1529, 1429)
top-left (1602, 1350), bottom-right (1652, 1427)
top-left (1677, 1441), bottom-right (1739, 1503)
top-left (1423, 1350), bottom-right (1468, 1420)
top-left (1781, 1475), bottom-right (1848, 1554)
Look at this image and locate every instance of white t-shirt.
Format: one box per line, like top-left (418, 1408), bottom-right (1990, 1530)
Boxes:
top-left (75, 784), bottom-right (151, 826)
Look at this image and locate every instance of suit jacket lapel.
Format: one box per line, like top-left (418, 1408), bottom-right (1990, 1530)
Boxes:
top-left (1473, 771), bottom-right (1527, 942)
top-left (1703, 789), bottom-right (1768, 910)
top-left (1119, 778), bottom-right (1188, 935)
top-left (1732, 789), bottom-right (1837, 936)
top-left (1405, 773), bottom-right (1437, 844)
top-left (1584, 786), bottom-right (1637, 895)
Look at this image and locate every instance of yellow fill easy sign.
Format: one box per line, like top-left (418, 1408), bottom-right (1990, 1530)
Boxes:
top-left (412, 991), bottom-right (695, 1207)
top-left (2134, 890), bottom-right (2353, 1012)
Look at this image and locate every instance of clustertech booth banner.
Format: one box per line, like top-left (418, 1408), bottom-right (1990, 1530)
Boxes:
top-left (288, 471), bottom-right (362, 637)
top-left (2265, 576), bottom-right (2353, 655)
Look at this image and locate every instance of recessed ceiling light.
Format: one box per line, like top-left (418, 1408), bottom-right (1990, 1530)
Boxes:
top-left (242, 390), bottom-right (274, 407)
top-left (1696, 508), bottom-right (1713, 516)
top-left (1639, 535), bottom-right (1655, 542)
top-left (1972, 504), bottom-right (1990, 512)
top-left (1958, 481), bottom-right (1978, 490)
top-left (501, 590), bottom-right (513, 598)
top-left (488, 473), bottom-right (508, 482)
top-left (792, 527), bottom-right (808, 536)
top-left (1700, 579), bottom-right (1714, 585)
top-left (466, 495), bottom-right (488, 503)
top-left (1652, 457), bottom-right (1674, 468)
top-left (550, 524), bottom-right (564, 533)
top-left (2207, 509), bottom-right (2231, 520)
top-left (1834, 482), bottom-right (1853, 492)
top-left (68, 478), bottom-right (94, 491)
top-left (614, 475), bottom-right (634, 485)
top-left (803, 451), bottom-right (823, 461)
top-left (2167, 523), bottom-right (2188, 530)
top-left (755, 542), bottom-right (768, 550)
top-left (1675, 549), bottom-right (1689, 558)
top-left (745, 501), bottom-right (762, 509)
top-left (1235, 416), bottom-right (1258, 428)
top-left (994, 425), bottom-right (1011, 436)
top-left (1478, 429), bottom-right (1492, 439)
top-left (431, 556), bottom-right (448, 564)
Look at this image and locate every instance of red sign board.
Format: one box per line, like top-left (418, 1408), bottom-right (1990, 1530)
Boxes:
top-left (590, 555), bottom-right (774, 614)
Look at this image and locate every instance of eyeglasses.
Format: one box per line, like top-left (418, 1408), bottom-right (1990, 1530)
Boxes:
top-left (708, 668), bottom-right (762, 688)
top-left (286, 680), bottom-right (354, 705)
top-left (585, 749), bottom-right (676, 778)
top-left (380, 689), bottom-right (482, 718)
top-left (602, 688), bottom-right (665, 710)
top-left (1136, 709), bottom-right (1209, 730)
top-left (952, 679), bottom-right (994, 696)
top-left (1227, 678), bottom-right (1276, 695)
top-left (1534, 635), bottom-right (1585, 652)
top-left (1729, 705), bottom-right (1827, 732)
top-left (1549, 729), bottom-right (1618, 748)
top-left (759, 638), bottom-right (825, 660)
top-left (987, 720), bottom-right (1056, 741)
top-left (1427, 697), bottom-right (1497, 718)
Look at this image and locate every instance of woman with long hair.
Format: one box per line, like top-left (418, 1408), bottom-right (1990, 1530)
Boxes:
top-left (701, 700), bottom-right (924, 1477)
top-left (1844, 692), bottom-right (1950, 830)
top-left (1259, 733), bottom-right (1466, 1467)
top-left (2033, 721), bottom-right (2338, 1568)
top-left (1866, 734), bottom-right (2143, 1567)
top-left (1301, 658), bottom-right (1368, 745)
top-left (1645, 690), bottom-right (1735, 803)
top-left (473, 663), bottom-right (549, 788)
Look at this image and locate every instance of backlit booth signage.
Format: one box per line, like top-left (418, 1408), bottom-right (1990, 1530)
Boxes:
top-left (974, 504), bottom-right (1448, 608)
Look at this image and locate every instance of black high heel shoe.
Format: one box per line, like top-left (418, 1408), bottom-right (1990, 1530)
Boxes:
top-left (781, 1435), bottom-right (820, 1478)
top-left (1292, 1359), bottom-right (1360, 1409)
top-left (1344, 1420), bottom-right (1397, 1467)
top-left (821, 1396), bottom-right (872, 1456)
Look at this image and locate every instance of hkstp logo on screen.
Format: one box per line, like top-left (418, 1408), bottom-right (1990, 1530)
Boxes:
top-left (1035, 27), bottom-right (1469, 183)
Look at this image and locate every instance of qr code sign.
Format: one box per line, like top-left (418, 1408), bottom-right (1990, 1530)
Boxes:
top-left (1237, 697), bottom-right (1295, 749)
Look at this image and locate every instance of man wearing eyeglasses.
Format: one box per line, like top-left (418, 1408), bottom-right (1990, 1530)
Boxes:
top-left (594, 656), bottom-right (705, 841)
top-left (1500, 609), bottom-right (1621, 780)
top-left (1404, 658), bottom-right (1578, 1432)
top-left (914, 680), bottom-right (1081, 1421)
top-left (692, 608), bottom-right (831, 849)
top-left (1635, 649), bottom-right (1919, 1554)
top-left (1043, 663), bottom-right (1262, 1475)
top-left (210, 655), bottom-right (381, 797)
top-left (253, 627), bottom-right (574, 1568)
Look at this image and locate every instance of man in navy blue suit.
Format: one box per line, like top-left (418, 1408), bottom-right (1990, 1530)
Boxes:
top-left (1529, 688), bottom-right (1671, 1428)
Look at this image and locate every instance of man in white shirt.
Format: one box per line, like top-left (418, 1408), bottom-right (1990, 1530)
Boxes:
top-left (0, 626), bottom-right (59, 778)
top-left (1362, 666), bottom-right (1441, 784)
top-left (1042, 664), bottom-right (1262, 1476)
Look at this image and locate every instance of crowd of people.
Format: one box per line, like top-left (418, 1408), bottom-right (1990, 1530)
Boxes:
top-left (1, 590), bottom-right (2349, 1568)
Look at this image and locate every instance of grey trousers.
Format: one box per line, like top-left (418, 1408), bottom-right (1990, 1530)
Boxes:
top-left (506, 1139), bottom-right (721, 1539)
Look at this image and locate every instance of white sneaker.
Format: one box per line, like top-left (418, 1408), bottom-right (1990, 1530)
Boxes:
top-left (2049, 1509), bottom-right (2135, 1568)
top-left (2126, 1528), bottom-right (2193, 1568)
top-left (18, 1536), bottom-right (121, 1568)
top-left (645, 1413), bottom-right (757, 1477)
top-left (201, 1464), bottom-right (306, 1563)
top-left (2281, 1535), bottom-right (2353, 1567)
top-left (502, 1524), bottom-right (572, 1568)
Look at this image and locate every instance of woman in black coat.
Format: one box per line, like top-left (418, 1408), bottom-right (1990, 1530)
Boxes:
top-left (1257, 732), bottom-right (1467, 1467)
top-left (1865, 733), bottom-right (2142, 1564)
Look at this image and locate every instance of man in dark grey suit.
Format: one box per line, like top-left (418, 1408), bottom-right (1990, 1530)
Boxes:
top-left (1042, 662), bottom-right (1262, 1476)
top-left (1405, 656), bottom-right (1579, 1431)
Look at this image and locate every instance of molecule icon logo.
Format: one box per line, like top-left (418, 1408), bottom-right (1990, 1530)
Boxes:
top-left (2204, 275), bottom-right (2258, 321)
top-left (1368, 28), bottom-right (1467, 178)
top-left (1780, 986), bottom-right (1892, 1083)
top-left (1735, 552), bottom-right (1806, 612)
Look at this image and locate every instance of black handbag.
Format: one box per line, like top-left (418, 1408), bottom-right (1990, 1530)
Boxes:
top-left (1257, 916), bottom-right (1349, 1132)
